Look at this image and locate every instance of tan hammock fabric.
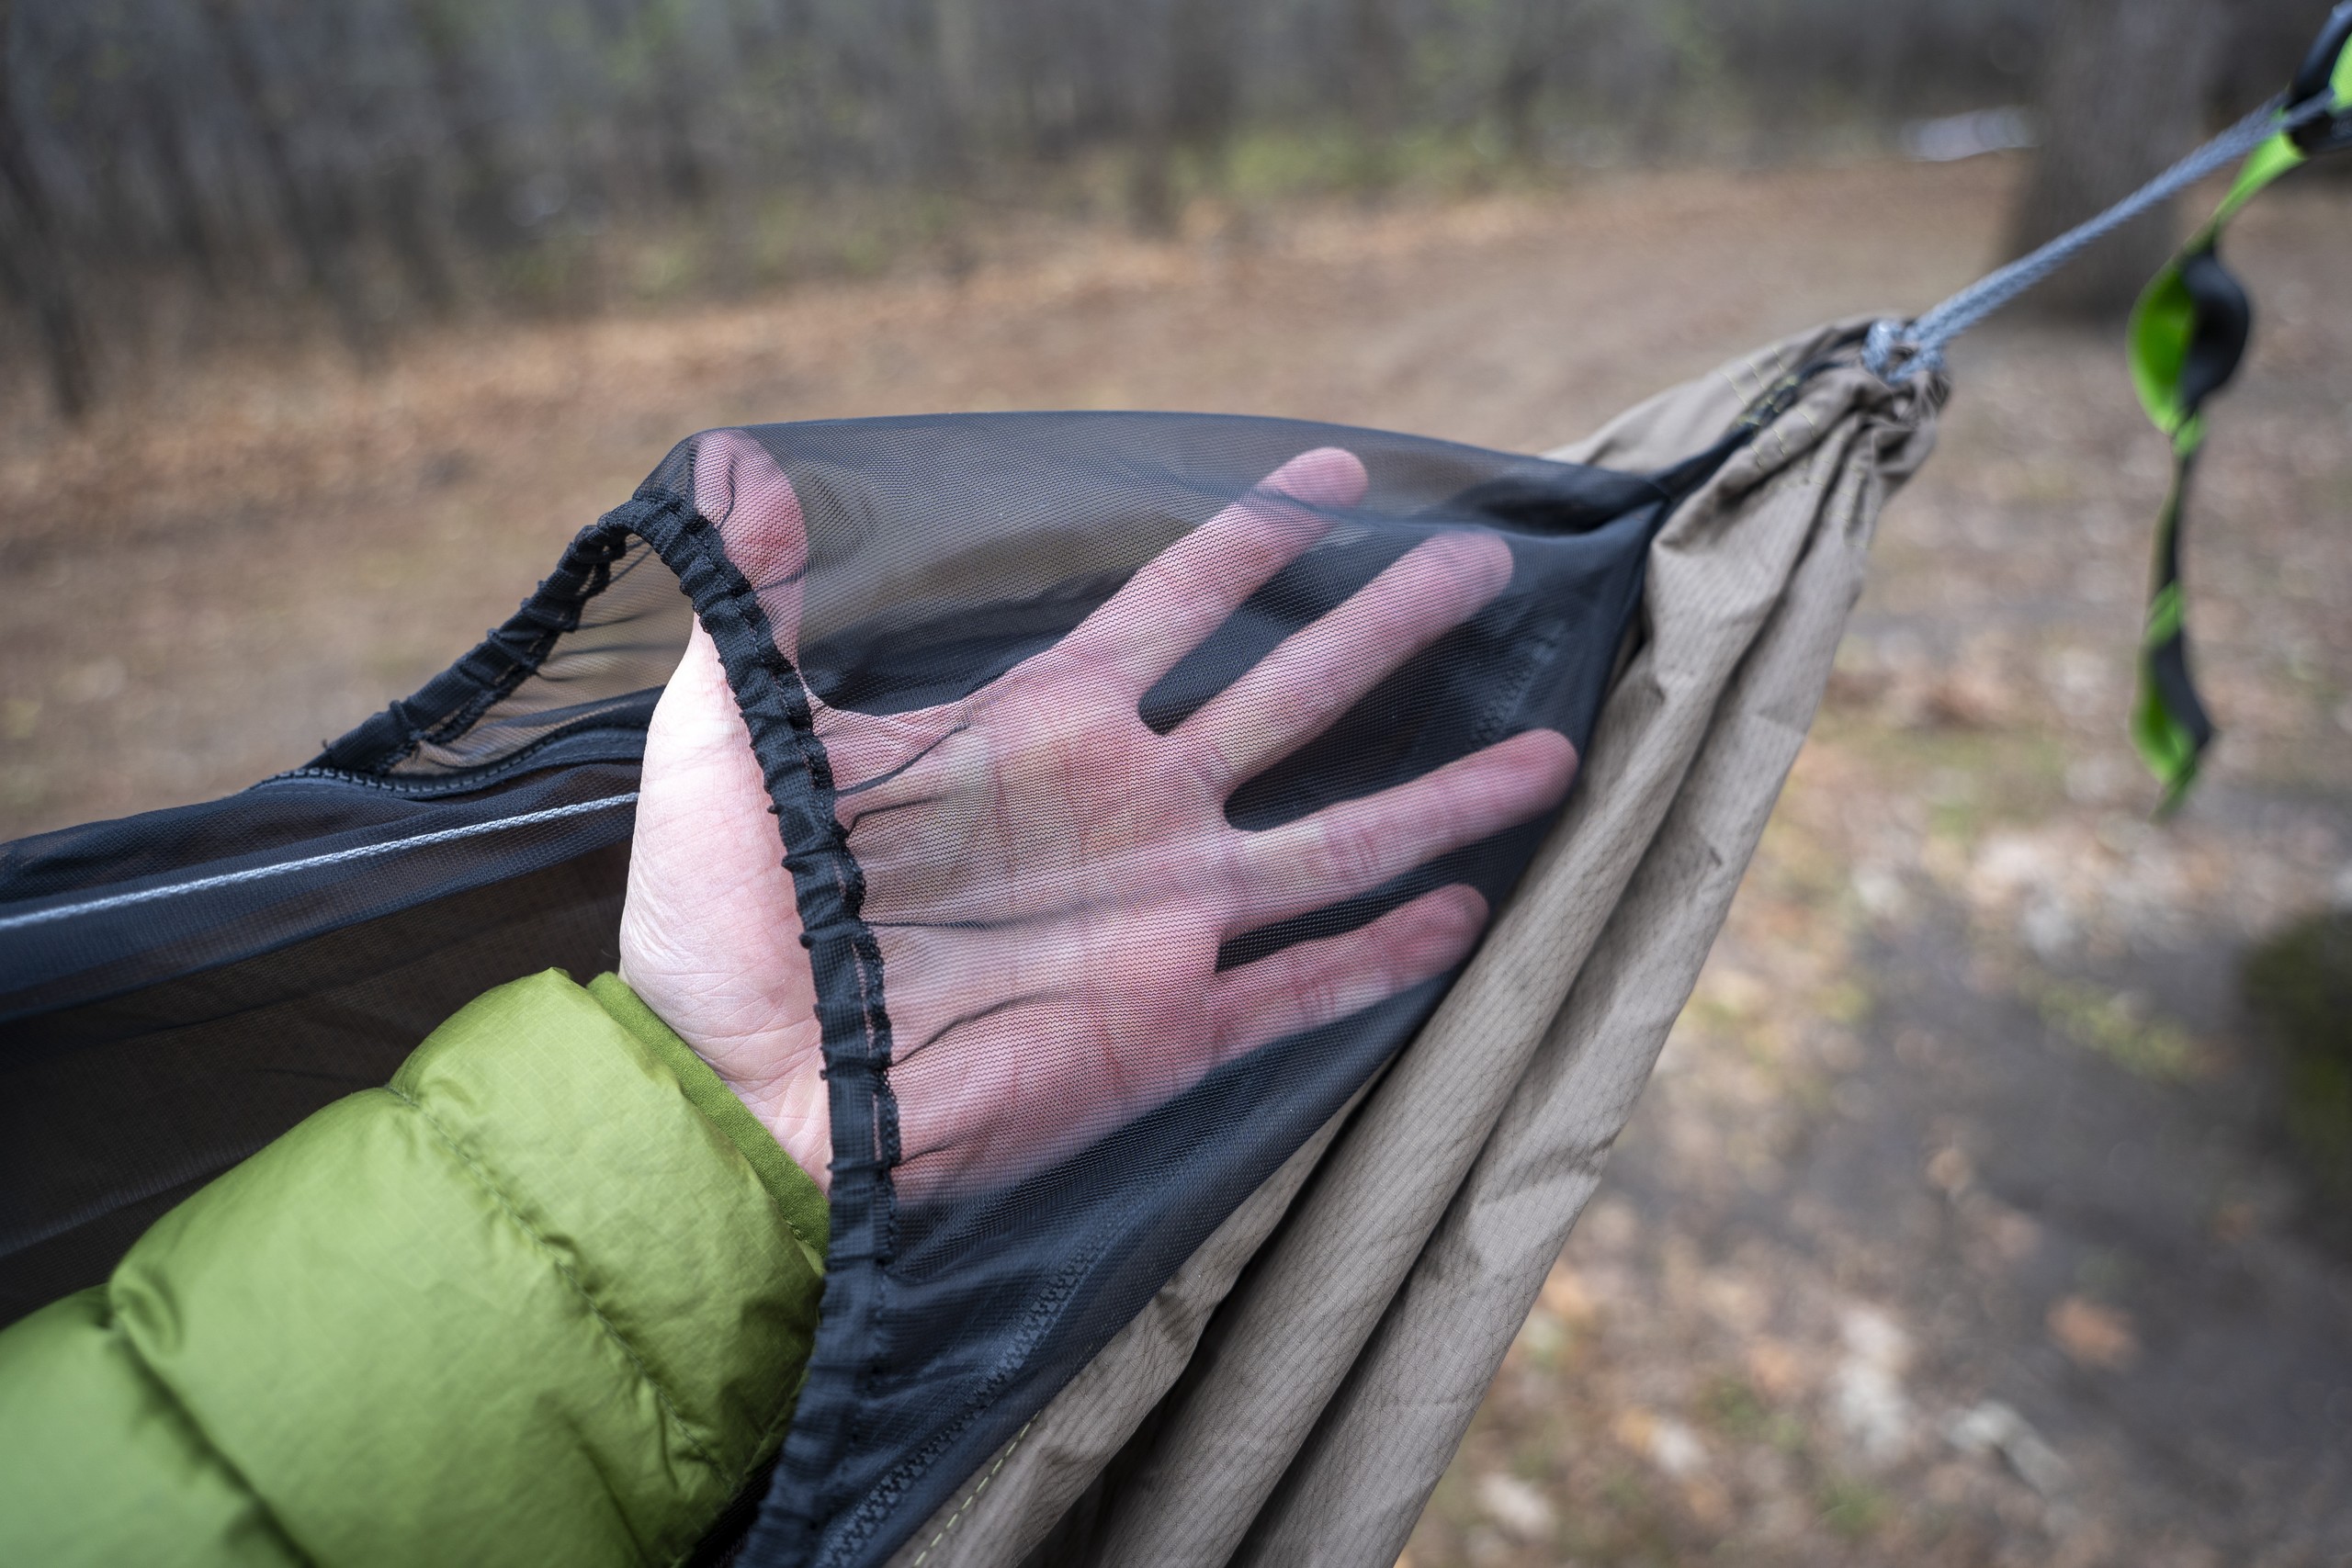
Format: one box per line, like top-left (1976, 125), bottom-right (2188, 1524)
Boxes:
top-left (883, 321), bottom-right (1943, 1568)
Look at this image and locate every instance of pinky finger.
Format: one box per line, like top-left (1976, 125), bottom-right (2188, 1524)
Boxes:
top-left (1205, 884), bottom-right (1488, 1066)
top-left (693, 430), bottom-right (811, 657)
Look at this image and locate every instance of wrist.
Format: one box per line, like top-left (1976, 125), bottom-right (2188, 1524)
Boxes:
top-left (719, 1061), bottom-right (834, 1197)
top-left (612, 957), bottom-right (833, 1193)
top-left (582, 973), bottom-right (833, 1239)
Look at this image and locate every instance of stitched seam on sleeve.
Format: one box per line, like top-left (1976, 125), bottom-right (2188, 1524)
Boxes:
top-left (384, 1084), bottom-right (725, 1473)
top-left (101, 1292), bottom-right (316, 1566)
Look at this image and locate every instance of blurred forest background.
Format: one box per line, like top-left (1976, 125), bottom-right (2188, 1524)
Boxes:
top-left (6, 3), bottom-right (2352, 1565)
top-left (0, 0), bottom-right (2338, 416)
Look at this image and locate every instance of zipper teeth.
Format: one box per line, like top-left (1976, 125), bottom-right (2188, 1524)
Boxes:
top-left (257, 764), bottom-right (512, 798)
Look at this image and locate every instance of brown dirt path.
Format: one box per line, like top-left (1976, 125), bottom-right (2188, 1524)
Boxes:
top-left (0, 160), bottom-right (1990, 834)
top-left (6, 157), bottom-right (2351, 1565)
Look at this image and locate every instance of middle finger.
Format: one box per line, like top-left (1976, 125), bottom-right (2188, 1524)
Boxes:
top-left (1174, 529), bottom-right (1513, 794)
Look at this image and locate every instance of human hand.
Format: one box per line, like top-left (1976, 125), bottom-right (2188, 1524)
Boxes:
top-left (620, 432), bottom-right (1577, 1195)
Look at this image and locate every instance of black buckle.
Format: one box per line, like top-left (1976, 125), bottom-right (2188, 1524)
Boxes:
top-left (2289, 2), bottom-right (2352, 154)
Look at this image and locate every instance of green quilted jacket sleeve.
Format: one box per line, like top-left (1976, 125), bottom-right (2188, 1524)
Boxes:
top-left (0, 970), bottom-right (830, 1567)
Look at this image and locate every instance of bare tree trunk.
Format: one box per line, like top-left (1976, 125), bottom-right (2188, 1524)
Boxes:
top-left (404, 0), bottom-right (520, 254)
top-left (1129, 89), bottom-right (1178, 234)
top-left (1858, 3), bottom-right (1915, 123)
top-left (1344, 0), bottom-right (1403, 184)
top-left (1494, 0), bottom-right (1550, 164)
top-left (139, 87), bottom-right (223, 298)
top-left (0, 0), bottom-right (93, 418)
top-left (2004, 0), bottom-right (2221, 321)
top-left (1129, 0), bottom-right (1233, 231)
top-left (375, 154), bottom-right (457, 313)
top-left (201, 0), bottom-right (379, 357)
top-left (931, 0), bottom-right (981, 185)
top-left (1167, 0), bottom-right (1236, 172)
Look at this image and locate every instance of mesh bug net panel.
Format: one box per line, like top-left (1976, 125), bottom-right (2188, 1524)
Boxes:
top-left (0, 321), bottom-right (1937, 1568)
top-left (631, 409), bottom-right (1710, 1567)
top-left (879, 324), bottom-right (1940, 1568)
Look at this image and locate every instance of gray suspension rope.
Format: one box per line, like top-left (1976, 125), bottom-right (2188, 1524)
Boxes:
top-left (1864, 92), bottom-right (2341, 381)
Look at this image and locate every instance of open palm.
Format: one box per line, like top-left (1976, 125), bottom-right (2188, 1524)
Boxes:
top-left (622, 433), bottom-right (1577, 1194)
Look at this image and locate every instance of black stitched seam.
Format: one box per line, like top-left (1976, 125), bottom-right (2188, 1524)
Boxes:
top-left (417, 533), bottom-right (633, 748)
top-left (821, 1229), bottom-right (1111, 1560)
top-left (311, 519), bottom-right (640, 774)
top-left (262, 708), bottom-right (654, 797)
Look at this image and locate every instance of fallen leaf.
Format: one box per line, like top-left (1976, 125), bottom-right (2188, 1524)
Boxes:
top-left (1475, 1473), bottom-right (1556, 1542)
top-left (1538, 1264), bottom-right (1599, 1325)
top-left (1747, 1338), bottom-right (1805, 1399)
top-left (2046, 1294), bottom-right (2138, 1370)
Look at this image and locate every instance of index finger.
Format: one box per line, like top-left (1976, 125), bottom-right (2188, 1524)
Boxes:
top-left (1057, 446), bottom-right (1368, 694)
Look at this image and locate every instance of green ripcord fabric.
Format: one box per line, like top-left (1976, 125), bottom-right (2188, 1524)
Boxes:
top-left (2125, 28), bottom-right (2352, 809)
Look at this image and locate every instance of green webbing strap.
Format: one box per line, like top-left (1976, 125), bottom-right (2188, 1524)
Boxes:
top-left (2125, 11), bottom-right (2352, 810)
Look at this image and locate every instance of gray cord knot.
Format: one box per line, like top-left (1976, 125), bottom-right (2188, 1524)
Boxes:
top-left (1862, 320), bottom-right (1943, 383)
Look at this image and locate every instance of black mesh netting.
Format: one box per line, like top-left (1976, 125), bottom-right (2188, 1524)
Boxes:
top-left (0, 408), bottom-right (1757, 1567)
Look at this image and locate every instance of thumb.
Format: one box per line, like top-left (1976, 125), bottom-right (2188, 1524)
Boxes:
top-left (642, 619), bottom-right (750, 770)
